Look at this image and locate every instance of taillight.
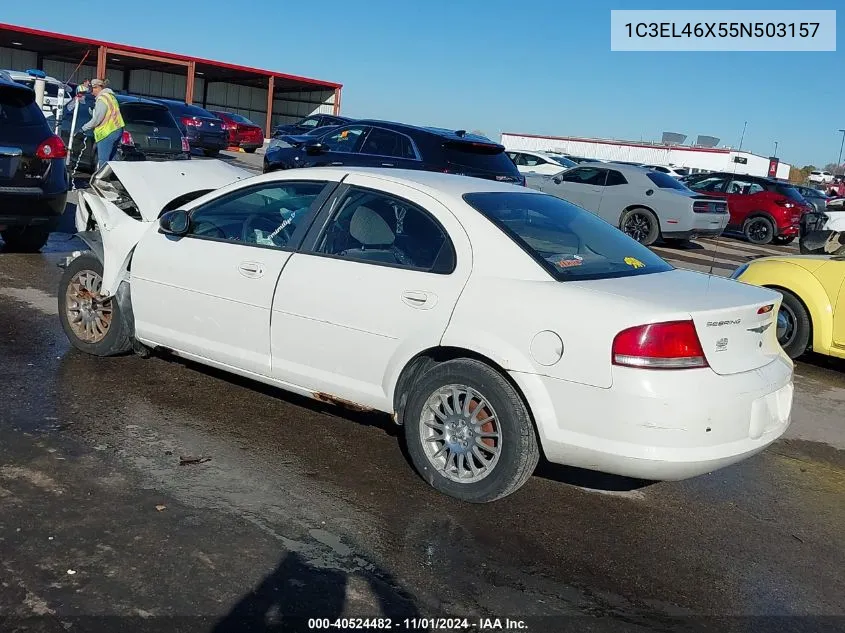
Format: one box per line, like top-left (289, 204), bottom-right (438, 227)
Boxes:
top-left (612, 320), bottom-right (708, 370)
top-left (36, 135), bottom-right (67, 159)
top-left (693, 200), bottom-right (723, 213)
top-left (181, 137), bottom-right (190, 152)
top-left (181, 117), bottom-right (201, 127)
top-left (120, 130), bottom-right (134, 146)
top-left (520, 175), bottom-right (527, 186)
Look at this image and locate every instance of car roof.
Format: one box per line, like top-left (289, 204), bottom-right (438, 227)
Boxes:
top-left (323, 167), bottom-right (527, 196)
top-left (116, 94), bottom-right (166, 107)
top-left (352, 120), bottom-right (500, 145)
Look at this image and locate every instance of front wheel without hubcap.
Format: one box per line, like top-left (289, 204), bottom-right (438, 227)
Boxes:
top-left (403, 359), bottom-right (539, 502)
top-left (775, 289), bottom-right (811, 359)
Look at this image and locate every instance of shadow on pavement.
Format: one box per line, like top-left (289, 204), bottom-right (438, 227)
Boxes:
top-left (212, 551), bottom-right (422, 633)
top-left (535, 460), bottom-right (655, 492)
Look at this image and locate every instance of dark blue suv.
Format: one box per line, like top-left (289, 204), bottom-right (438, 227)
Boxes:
top-left (263, 120), bottom-right (524, 185)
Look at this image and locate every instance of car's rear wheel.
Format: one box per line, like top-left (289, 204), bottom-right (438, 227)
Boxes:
top-left (619, 207), bottom-right (660, 245)
top-left (775, 289), bottom-right (811, 359)
top-left (58, 252), bottom-right (132, 356)
top-left (743, 216), bottom-right (775, 245)
top-left (1, 226), bottom-right (50, 252)
top-left (245, 148), bottom-right (257, 154)
top-left (772, 235), bottom-right (795, 246)
top-left (205, 149), bottom-right (220, 157)
top-left (403, 358), bottom-right (539, 503)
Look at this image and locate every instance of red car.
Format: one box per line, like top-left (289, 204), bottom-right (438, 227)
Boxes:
top-left (210, 111), bottom-right (264, 153)
top-left (687, 174), bottom-right (812, 245)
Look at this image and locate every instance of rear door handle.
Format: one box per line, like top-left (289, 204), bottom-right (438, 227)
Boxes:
top-left (330, 161), bottom-right (343, 166)
top-left (381, 162), bottom-right (395, 167)
top-left (401, 290), bottom-right (438, 310)
top-left (238, 261), bottom-right (264, 278)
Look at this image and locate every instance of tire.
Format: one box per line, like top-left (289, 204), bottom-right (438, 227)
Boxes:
top-left (743, 216), bottom-right (775, 245)
top-left (776, 289), bottom-right (811, 359)
top-left (619, 207), bottom-right (660, 245)
top-left (403, 358), bottom-right (539, 503)
top-left (1, 226), bottom-right (50, 252)
top-left (205, 149), bottom-right (220, 157)
top-left (244, 148), bottom-right (257, 154)
top-left (58, 252), bottom-right (132, 357)
top-left (772, 235), bottom-right (795, 246)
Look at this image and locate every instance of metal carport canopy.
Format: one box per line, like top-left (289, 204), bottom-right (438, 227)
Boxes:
top-left (0, 22), bottom-right (343, 137)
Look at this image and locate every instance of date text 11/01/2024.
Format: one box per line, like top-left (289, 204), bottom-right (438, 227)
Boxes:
top-left (307, 617), bottom-right (528, 630)
top-left (624, 22), bottom-right (820, 38)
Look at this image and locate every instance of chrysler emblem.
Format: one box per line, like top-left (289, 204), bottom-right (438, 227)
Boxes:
top-left (153, 127), bottom-right (158, 132)
top-left (747, 323), bottom-right (772, 334)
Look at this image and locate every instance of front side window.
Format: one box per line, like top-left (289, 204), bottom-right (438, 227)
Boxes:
top-left (300, 117), bottom-right (320, 128)
top-left (321, 126), bottom-right (367, 152)
top-left (187, 182), bottom-right (328, 248)
top-left (464, 192), bottom-right (672, 281)
top-left (520, 154), bottom-right (543, 167)
top-left (317, 188), bottom-right (455, 273)
top-left (558, 167), bottom-right (607, 186)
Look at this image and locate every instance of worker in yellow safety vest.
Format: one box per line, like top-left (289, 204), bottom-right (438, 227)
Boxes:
top-left (77, 78), bottom-right (124, 170)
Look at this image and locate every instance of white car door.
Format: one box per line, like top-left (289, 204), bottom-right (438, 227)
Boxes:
top-left (595, 168), bottom-right (632, 225)
top-left (516, 153), bottom-right (561, 176)
top-left (269, 174), bottom-right (472, 410)
top-left (130, 179), bottom-right (335, 376)
top-left (545, 166), bottom-right (607, 212)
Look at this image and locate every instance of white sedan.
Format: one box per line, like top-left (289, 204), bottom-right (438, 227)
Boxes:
top-left (60, 163), bottom-right (794, 502)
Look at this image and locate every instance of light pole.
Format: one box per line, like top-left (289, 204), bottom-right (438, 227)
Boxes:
top-left (837, 129), bottom-right (845, 169)
top-left (773, 141), bottom-right (778, 157)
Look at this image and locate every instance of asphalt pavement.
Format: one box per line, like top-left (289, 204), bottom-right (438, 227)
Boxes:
top-left (0, 162), bottom-right (844, 633)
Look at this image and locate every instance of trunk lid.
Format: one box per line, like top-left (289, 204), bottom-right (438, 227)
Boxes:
top-left (121, 104), bottom-right (184, 156)
top-left (579, 269), bottom-right (784, 375)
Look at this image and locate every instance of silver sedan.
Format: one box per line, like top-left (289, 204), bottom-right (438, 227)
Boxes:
top-left (526, 163), bottom-right (729, 245)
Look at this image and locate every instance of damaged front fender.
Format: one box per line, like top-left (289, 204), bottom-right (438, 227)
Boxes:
top-left (78, 190), bottom-right (150, 298)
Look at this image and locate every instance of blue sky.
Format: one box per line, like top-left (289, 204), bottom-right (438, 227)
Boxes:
top-left (4, 0), bottom-right (842, 167)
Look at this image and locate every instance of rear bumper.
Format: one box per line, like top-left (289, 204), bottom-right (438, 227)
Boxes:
top-left (0, 191), bottom-right (67, 228)
top-left (237, 140), bottom-right (263, 150)
top-left (187, 132), bottom-right (228, 151)
top-left (663, 226), bottom-right (724, 240)
top-left (511, 354), bottom-right (793, 480)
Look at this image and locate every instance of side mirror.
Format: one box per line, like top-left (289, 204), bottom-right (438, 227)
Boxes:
top-left (553, 176), bottom-right (563, 184)
top-left (159, 209), bottom-right (190, 236)
top-left (304, 142), bottom-right (327, 155)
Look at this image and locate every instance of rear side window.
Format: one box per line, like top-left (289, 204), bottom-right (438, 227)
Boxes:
top-left (605, 170), bottom-right (628, 186)
top-left (121, 105), bottom-right (177, 127)
top-left (0, 85), bottom-right (47, 126)
top-left (441, 141), bottom-right (520, 175)
top-left (771, 184), bottom-right (805, 202)
top-left (647, 172), bottom-right (687, 190)
top-left (464, 192), bottom-right (672, 281)
top-left (360, 128), bottom-right (417, 159)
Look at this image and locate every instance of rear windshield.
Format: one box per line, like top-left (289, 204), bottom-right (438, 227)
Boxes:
top-left (464, 192), bottom-right (673, 281)
top-left (549, 155), bottom-right (577, 168)
top-left (647, 172), bottom-right (689, 190)
top-left (0, 85), bottom-right (47, 126)
top-left (121, 105), bottom-right (177, 127)
top-left (170, 102), bottom-right (214, 118)
top-left (442, 142), bottom-right (520, 175)
top-left (227, 113), bottom-right (255, 124)
top-left (673, 168), bottom-right (689, 176)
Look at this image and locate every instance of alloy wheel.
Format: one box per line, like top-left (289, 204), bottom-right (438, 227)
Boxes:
top-left (65, 269), bottom-right (113, 343)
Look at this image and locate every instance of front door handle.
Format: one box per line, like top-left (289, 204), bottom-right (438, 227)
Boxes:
top-left (381, 162), bottom-right (395, 167)
top-left (238, 261), bottom-right (264, 278)
top-left (330, 161), bottom-right (343, 166)
top-left (402, 290), bottom-right (438, 310)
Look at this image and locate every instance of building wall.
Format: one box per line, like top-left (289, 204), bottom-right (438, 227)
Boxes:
top-left (271, 89), bottom-right (336, 127)
top-left (128, 68), bottom-right (204, 101)
top-left (0, 46), bottom-right (37, 72)
top-left (501, 134), bottom-right (793, 179)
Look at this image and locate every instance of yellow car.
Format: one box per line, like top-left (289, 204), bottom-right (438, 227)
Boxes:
top-left (732, 255), bottom-right (845, 359)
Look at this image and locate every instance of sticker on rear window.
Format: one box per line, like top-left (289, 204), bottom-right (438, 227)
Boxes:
top-left (551, 254), bottom-right (583, 269)
top-left (624, 256), bottom-right (645, 269)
